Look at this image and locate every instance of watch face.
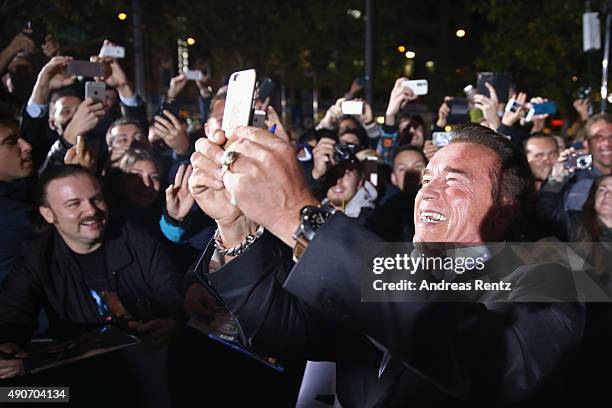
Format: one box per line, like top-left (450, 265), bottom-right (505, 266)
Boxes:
top-left (303, 207), bottom-right (334, 241)
top-left (309, 210), bottom-right (332, 229)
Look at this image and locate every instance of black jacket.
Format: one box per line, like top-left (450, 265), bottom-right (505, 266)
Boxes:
top-left (195, 214), bottom-right (585, 407)
top-left (532, 179), bottom-right (612, 242)
top-left (0, 178), bottom-right (36, 282)
top-left (0, 218), bottom-right (183, 346)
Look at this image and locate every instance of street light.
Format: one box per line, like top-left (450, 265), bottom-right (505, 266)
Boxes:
top-left (187, 37), bottom-right (196, 45)
top-left (456, 29), bottom-right (466, 38)
top-left (118, 12), bottom-right (127, 21)
top-left (405, 51), bottom-right (415, 59)
top-left (398, 45), bottom-right (406, 53)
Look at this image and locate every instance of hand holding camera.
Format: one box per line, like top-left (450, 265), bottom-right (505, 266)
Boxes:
top-left (312, 137), bottom-right (337, 180)
top-left (550, 147), bottom-right (592, 183)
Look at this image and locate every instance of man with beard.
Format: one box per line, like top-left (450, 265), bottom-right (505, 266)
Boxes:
top-left (524, 134), bottom-right (559, 191)
top-left (0, 165), bottom-right (182, 380)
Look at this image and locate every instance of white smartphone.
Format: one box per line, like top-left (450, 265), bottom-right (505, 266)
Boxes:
top-left (403, 79), bottom-right (428, 95)
top-left (100, 45), bottom-right (125, 59)
top-left (341, 100), bottom-right (364, 115)
top-left (184, 69), bottom-right (203, 81)
top-left (85, 81), bottom-right (106, 103)
top-left (221, 69), bottom-right (257, 145)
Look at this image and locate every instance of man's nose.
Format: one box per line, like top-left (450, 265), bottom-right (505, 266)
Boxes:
top-left (82, 199), bottom-right (98, 214)
top-left (18, 137), bottom-right (32, 154)
top-left (419, 178), bottom-right (441, 200)
top-left (542, 155), bottom-right (554, 166)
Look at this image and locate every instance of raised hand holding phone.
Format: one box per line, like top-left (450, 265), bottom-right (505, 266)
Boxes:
top-left (221, 69), bottom-right (258, 148)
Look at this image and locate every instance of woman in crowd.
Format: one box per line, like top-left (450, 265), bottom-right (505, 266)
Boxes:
top-left (105, 147), bottom-right (163, 232)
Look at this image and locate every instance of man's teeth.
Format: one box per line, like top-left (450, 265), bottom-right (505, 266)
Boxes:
top-left (420, 211), bottom-right (447, 223)
top-left (81, 220), bottom-right (98, 225)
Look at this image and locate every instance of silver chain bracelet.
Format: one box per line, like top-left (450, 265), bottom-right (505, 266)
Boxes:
top-left (214, 226), bottom-right (264, 257)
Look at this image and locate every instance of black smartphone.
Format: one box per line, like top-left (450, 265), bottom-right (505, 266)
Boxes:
top-left (159, 99), bottom-right (180, 120)
top-left (477, 72), bottom-right (512, 103)
top-left (25, 20), bottom-right (46, 47)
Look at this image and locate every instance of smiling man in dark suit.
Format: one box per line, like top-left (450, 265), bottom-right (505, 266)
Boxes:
top-left (187, 123), bottom-right (585, 407)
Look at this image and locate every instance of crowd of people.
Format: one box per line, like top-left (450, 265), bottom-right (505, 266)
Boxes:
top-left (0, 25), bottom-right (611, 408)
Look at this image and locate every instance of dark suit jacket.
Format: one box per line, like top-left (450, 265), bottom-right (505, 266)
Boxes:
top-left (195, 214), bottom-right (585, 407)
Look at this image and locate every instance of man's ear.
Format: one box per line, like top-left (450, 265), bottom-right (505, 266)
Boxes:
top-left (39, 206), bottom-right (55, 224)
top-left (204, 122), bottom-right (210, 138)
top-left (583, 139), bottom-right (590, 153)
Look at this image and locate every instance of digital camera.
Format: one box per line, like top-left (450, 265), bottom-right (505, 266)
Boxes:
top-left (564, 153), bottom-right (593, 170)
top-left (333, 143), bottom-right (358, 164)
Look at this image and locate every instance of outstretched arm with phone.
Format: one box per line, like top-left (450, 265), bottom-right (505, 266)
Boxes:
top-left (385, 77), bottom-right (417, 127)
top-left (30, 56), bottom-right (77, 106)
